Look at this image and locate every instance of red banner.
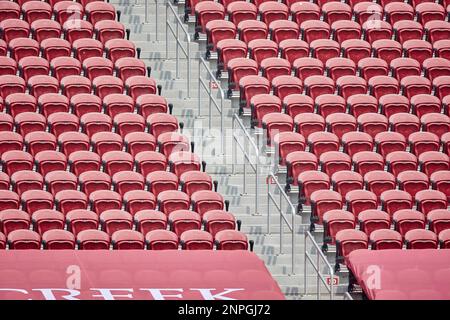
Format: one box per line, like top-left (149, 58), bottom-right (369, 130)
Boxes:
top-left (0, 250), bottom-right (284, 300)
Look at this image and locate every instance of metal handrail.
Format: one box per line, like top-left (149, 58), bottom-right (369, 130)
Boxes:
top-left (266, 172), bottom-right (296, 274)
top-left (165, 1), bottom-right (191, 97)
top-left (232, 114), bottom-right (260, 216)
top-left (304, 231), bottom-right (334, 300)
top-left (344, 292), bottom-right (353, 300)
top-left (198, 56), bottom-right (225, 154)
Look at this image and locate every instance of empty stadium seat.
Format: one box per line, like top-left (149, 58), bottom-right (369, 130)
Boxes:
top-left (45, 170), bottom-right (77, 195)
top-left (68, 151), bottom-right (101, 175)
top-left (101, 150), bottom-right (133, 175)
top-left (145, 229), bottom-right (179, 250)
top-left (181, 230), bottom-right (214, 250)
top-left (262, 113), bottom-right (294, 145)
top-left (427, 209), bottom-right (450, 235)
top-left (419, 151), bottom-right (450, 175)
top-left (304, 76), bottom-right (335, 100)
top-left (322, 210), bottom-right (355, 249)
top-left (85, 1), bottom-right (116, 25)
top-left (205, 20), bottom-right (236, 51)
top-left (269, 20), bottom-right (299, 44)
top-left (271, 75), bottom-right (303, 101)
top-left (335, 229), bottom-right (368, 271)
top-left (250, 94), bottom-right (282, 128)
top-left (408, 132), bottom-right (440, 157)
top-left (405, 229), bottom-right (438, 249)
top-left (134, 209), bottom-right (166, 235)
top-left (158, 190), bottom-right (190, 215)
top-left (326, 113), bottom-right (357, 139)
top-left (1, 150), bottom-right (33, 175)
top-left (7, 229), bottom-right (41, 250)
top-left (341, 131), bottom-right (373, 157)
top-left (94, 20), bottom-right (126, 44)
top-left (397, 170), bottom-right (430, 197)
top-left (111, 230), bottom-right (145, 250)
top-left (100, 209), bottom-right (133, 236)
top-left (358, 209), bottom-right (391, 236)
top-left (297, 170), bottom-right (330, 206)
top-left (227, 1), bottom-right (257, 26)
top-left (364, 170), bottom-right (396, 200)
top-left (66, 209), bottom-right (99, 236)
top-left (77, 229), bottom-right (110, 250)
top-left (0, 190), bottom-right (20, 210)
top-left (54, 189), bottom-right (87, 215)
top-left (238, 75), bottom-right (270, 109)
top-left (21, 189), bottom-right (54, 214)
top-left (279, 39), bottom-right (309, 65)
top-left (292, 57), bottom-right (324, 81)
top-left (372, 39), bottom-right (402, 64)
top-left (320, 151), bottom-right (352, 176)
top-left (112, 171), bottom-right (145, 196)
top-left (89, 189), bottom-right (122, 214)
top-left (285, 151), bottom-right (318, 188)
top-left (439, 229), bottom-right (450, 249)
top-left (31, 209), bottom-right (65, 235)
top-left (78, 170), bottom-right (111, 196)
top-left (237, 20), bottom-right (268, 44)
top-left (369, 229), bottom-right (403, 250)
top-left (393, 209), bottom-right (426, 238)
top-left (42, 229), bottom-right (76, 250)
top-left (300, 20), bottom-right (330, 43)
top-left (191, 190), bottom-right (226, 217)
top-left (10, 170), bottom-right (43, 196)
top-left (331, 171), bottom-right (364, 197)
top-left (310, 190), bottom-right (343, 227)
top-left (283, 94), bottom-right (314, 118)
top-left (169, 209), bottom-right (201, 237)
top-left (34, 150), bottom-right (67, 176)
top-left (146, 171), bottom-right (177, 198)
top-left (380, 189), bottom-right (413, 217)
top-left (386, 151), bottom-right (418, 176)
top-left (273, 132), bottom-right (305, 165)
top-left (0, 209), bottom-right (30, 236)
top-left (215, 229), bottom-right (249, 250)
top-left (135, 151), bottom-right (167, 176)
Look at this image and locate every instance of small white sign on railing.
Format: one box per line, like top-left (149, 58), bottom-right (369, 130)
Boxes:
top-left (326, 276), bottom-right (339, 286)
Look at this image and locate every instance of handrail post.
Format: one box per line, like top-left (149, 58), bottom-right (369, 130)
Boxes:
top-left (165, 1), bottom-right (168, 59)
top-left (144, 0), bottom-right (149, 23)
top-left (304, 231), bottom-right (307, 296)
top-left (187, 37), bottom-right (191, 98)
top-left (175, 21), bottom-right (179, 78)
top-left (267, 178), bottom-right (270, 234)
top-left (155, 0), bottom-right (159, 41)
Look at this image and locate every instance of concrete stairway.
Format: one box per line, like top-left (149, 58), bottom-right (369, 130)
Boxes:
top-left (109, 0), bottom-right (348, 300)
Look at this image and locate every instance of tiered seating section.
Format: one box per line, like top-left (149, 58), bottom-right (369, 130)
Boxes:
top-left (0, 0), bottom-right (251, 251)
top-left (189, 0), bottom-right (450, 271)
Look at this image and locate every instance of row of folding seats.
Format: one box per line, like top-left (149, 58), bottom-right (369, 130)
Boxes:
top-left (193, 0), bottom-right (450, 35)
top-left (0, 18), bottom-right (127, 44)
top-left (0, 1), bottom-right (117, 25)
top-left (0, 227), bottom-right (250, 250)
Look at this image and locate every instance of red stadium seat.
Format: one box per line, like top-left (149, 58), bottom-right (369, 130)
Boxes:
top-left (123, 190), bottom-right (156, 216)
top-left (135, 151), bottom-right (167, 176)
top-left (393, 209), bottom-right (426, 238)
top-left (21, 189), bottom-right (54, 214)
top-left (45, 170), bottom-right (77, 195)
top-left (168, 151), bottom-right (201, 177)
top-left (374, 131), bottom-right (406, 158)
top-left (345, 189), bottom-right (378, 217)
top-left (439, 229), bottom-right (450, 249)
top-left (146, 171), bottom-right (178, 197)
top-left (7, 229), bottom-right (40, 250)
top-left (105, 39), bottom-right (136, 63)
top-left (335, 229), bottom-right (368, 270)
top-left (389, 113), bottom-right (420, 139)
top-left (0, 190), bottom-right (20, 210)
top-left (331, 171), bottom-right (363, 197)
top-left (292, 57), bottom-right (324, 81)
top-left (248, 39), bottom-right (278, 66)
top-left (294, 113), bottom-right (325, 139)
top-left (228, 58), bottom-right (259, 93)
top-left (191, 190), bottom-right (226, 217)
top-left (442, 132), bottom-right (450, 156)
top-left (310, 190), bottom-right (343, 226)
top-left (419, 151), bottom-right (450, 176)
top-left (250, 94), bottom-right (282, 127)
top-left (31, 209), bottom-right (65, 235)
top-left (114, 57), bottom-right (146, 82)
top-left (258, 2), bottom-right (289, 25)
top-left (63, 19), bottom-right (93, 44)
top-left (72, 38), bottom-right (104, 63)
top-left (136, 94), bottom-right (169, 118)
top-left (58, 131), bottom-right (90, 156)
top-left (111, 229), bottom-right (145, 250)
top-left (145, 229), bottom-right (179, 250)
top-left (358, 209), bottom-right (391, 236)
top-left (216, 39), bottom-right (247, 75)
top-left (415, 190), bottom-right (447, 216)
top-left (19, 56), bottom-right (50, 82)
top-left (425, 21), bottom-right (450, 43)
top-left (101, 150), bottom-right (133, 175)
top-left (300, 20), bottom-right (330, 43)
top-left (390, 58), bottom-right (421, 81)
top-left (30, 19), bottom-right (61, 43)
top-left (237, 20), bottom-right (268, 44)
top-left (385, 2), bottom-right (414, 24)
top-left (290, 2), bottom-right (320, 24)
top-left (370, 229), bottom-right (403, 250)
top-left (386, 151), bottom-right (418, 176)
top-left (304, 76), bottom-right (335, 100)
top-left (0, 39), bottom-right (6, 56)
top-left (55, 190), bottom-right (88, 215)
top-left (428, 209), bottom-right (450, 235)
top-left (82, 57), bottom-right (114, 81)
top-left (322, 1), bottom-right (352, 24)
top-left (14, 112), bottom-right (46, 136)
top-left (238, 75), bottom-right (270, 109)
top-left (341, 131), bottom-right (373, 157)
top-left (362, 20), bottom-right (392, 44)
top-left (134, 210), bottom-right (167, 235)
top-left (371, 39), bottom-right (402, 64)
top-left (0, 75), bottom-right (26, 100)
top-left (0, 56), bottom-right (17, 76)
top-left (403, 39), bottom-right (433, 65)
top-left (10, 170), bottom-right (43, 196)
top-left (103, 94), bottom-right (134, 118)
top-left (92, 75), bottom-right (124, 99)
top-left (53, 1), bottom-right (84, 25)
top-left (397, 170), bottom-right (429, 197)
top-left (181, 230), bottom-right (213, 250)
top-left (0, 131), bottom-right (23, 156)
top-left (320, 151), bottom-right (352, 176)
top-left (357, 113), bottom-right (389, 139)
top-left (158, 133), bottom-right (190, 157)
top-left (408, 132), bottom-right (440, 156)
top-left (400, 76), bottom-right (432, 99)
top-left (433, 76), bottom-right (450, 100)
top-left (273, 132), bottom-right (305, 165)
top-left (326, 113), bottom-right (357, 139)
top-left (227, 2), bottom-right (257, 26)
top-left (100, 209), bottom-right (132, 236)
top-left (85, 1), bottom-right (116, 25)
top-left (0, 2), bottom-right (20, 21)
top-left (422, 57), bottom-right (450, 81)
top-left (27, 75), bottom-right (60, 98)
top-left (34, 150), bottom-right (67, 176)
top-left (285, 151), bottom-right (318, 187)
top-left (94, 20), bottom-right (125, 44)
top-left (433, 39), bottom-right (450, 60)
top-left (158, 190), bottom-right (190, 215)
top-left (297, 170), bottom-right (330, 205)
top-left (168, 210), bottom-right (201, 236)
top-left (331, 21), bottom-right (362, 44)
top-left (322, 210), bottom-right (355, 247)
top-left (393, 20), bottom-right (424, 45)
top-left (380, 189), bottom-right (413, 217)
top-left (194, 2), bottom-right (225, 34)
top-left (114, 113), bottom-right (145, 137)
top-left (368, 75), bottom-right (399, 99)
top-left (283, 94), bottom-right (314, 118)
top-left (415, 2), bottom-right (445, 24)
top-left (358, 57), bottom-right (388, 81)
top-left (80, 112), bottom-right (112, 137)
top-left (1, 151), bottom-right (33, 175)
top-left (327, 58), bottom-right (356, 82)
top-left (112, 171), bottom-right (145, 196)
top-left (0, 19), bottom-right (30, 42)
top-left (203, 210), bottom-right (235, 237)
top-left (353, 2), bottom-right (383, 24)
top-left (405, 229), bottom-right (438, 249)
top-left (124, 132), bottom-right (156, 156)
top-left (262, 113), bottom-right (294, 145)
top-left (0, 209), bottom-right (30, 236)
top-left (180, 171), bottom-right (213, 196)
top-left (364, 170), bottom-right (396, 200)
top-left (268, 20), bottom-right (299, 44)
top-left (77, 229), bottom-right (110, 250)
top-left (68, 151), bottom-right (101, 175)
top-left (410, 94), bottom-right (440, 118)
top-left (40, 38), bottom-right (71, 61)
top-left (60, 76), bottom-right (92, 99)
top-left (6, 93), bottom-right (37, 117)
top-left (0, 172), bottom-right (9, 190)
top-left (38, 93), bottom-right (70, 118)
top-left (147, 113), bottom-right (179, 139)
top-left (346, 94), bottom-right (378, 118)
top-left (42, 229), bottom-right (75, 250)
top-left (310, 39), bottom-right (340, 64)
top-left (279, 39), bottom-right (309, 65)
top-left (78, 170), bottom-right (111, 196)
top-left (205, 20), bottom-right (236, 51)
top-left (421, 113), bottom-right (450, 138)
top-left (215, 230), bottom-right (248, 250)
